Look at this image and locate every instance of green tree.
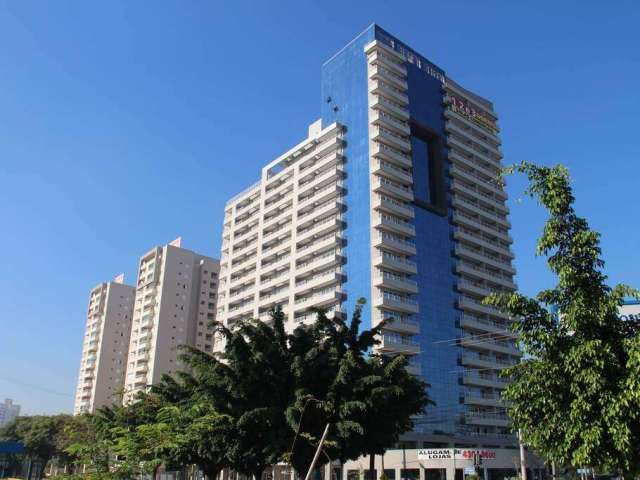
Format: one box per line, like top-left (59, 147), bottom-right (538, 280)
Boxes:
top-left (0, 414), bottom-right (74, 478)
top-left (285, 301), bottom-right (430, 476)
top-left (208, 306), bottom-right (293, 480)
top-left (485, 162), bottom-right (640, 476)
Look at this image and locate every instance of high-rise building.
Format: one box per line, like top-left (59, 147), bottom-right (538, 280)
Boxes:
top-left (123, 237), bottom-right (219, 403)
top-left (74, 275), bottom-right (134, 414)
top-left (217, 24), bottom-right (518, 444)
top-left (619, 299), bottom-right (640, 321)
top-left (0, 398), bottom-right (21, 426)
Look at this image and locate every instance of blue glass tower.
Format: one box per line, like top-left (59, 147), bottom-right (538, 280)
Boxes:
top-left (220, 24), bottom-right (519, 447)
top-left (320, 25), bottom-right (518, 445)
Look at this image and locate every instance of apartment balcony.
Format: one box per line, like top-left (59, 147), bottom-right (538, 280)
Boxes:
top-left (449, 149), bottom-right (504, 189)
top-left (297, 233), bottom-right (343, 258)
top-left (229, 283), bottom-right (257, 300)
top-left (374, 293), bottom-right (419, 314)
top-left (453, 227), bottom-right (514, 259)
top-left (295, 270), bottom-right (343, 294)
top-left (373, 272), bottom-right (419, 294)
top-left (228, 300), bottom-right (255, 317)
top-left (461, 336), bottom-right (520, 357)
top-left (262, 233), bottom-right (291, 256)
top-left (233, 224), bottom-right (259, 243)
top-left (451, 178), bottom-right (508, 214)
top-left (369, 79), bottom-right (409, 106)
top-left (258, 306), bottom-right (290, 324)
top-left (445, 120), bottom-right (502, 158)
top-left (366, 50), bottom-right (407, 77)
top-left (454, 245), bottom-right (516, 275)
top-left (372, 126), bottom-right (412, 153)
top-left (443, 107), bottom-right (500, 141)
top-left (452, 195), bottom-right (511, 229)
top-left (372, 232), bottom-right (417, 256)
top-left (461, 352), bottom-right (512, 370)
top-left (297, 199), bottom-right (344, 230)
top-left (298, 165), bottom-right (344, 197)
top-left (452, 212), bottom-right (512, 244)
top-left (459, 314), bottom-right (510, 335)
top-left (447, 134), bottom-right (502, 168)
top-left (265, 172), bottom-right (294, 196)
top-left (456, 262), bottom-right (517, 291)
top-left (263, 190), bottom-right (293, 218)
top-left (374, 212), bottom-right (416, 237)
top-left (261, 245), bottom-right (291, 267)
top-left (370, 95), bottom-right (411, 126)
top-left (372, 194), bottom-right (415, 219)
top-left (297, 217), bottom-right (344, 243)
top-left (293, 288), bottom-right (342, 312)
top-left (370, 106), bottom-right (411, 137)
top-left (376, 314), bottom-right (420, 335)
top-left (306, 137), bottom-right (343, 165)
top-left (370, 139), bottom-right (412, 168)
top-left (458, 295), bottom-right (513, 320)
top-left (450, 164), bottom-right (506, 199)
top-left (372, 159), bottom-right (413, 185)
top-left (258, 270), bottom-right (289, 291)
top-left (135, 363), bottom-right (149, 374)
top-left (296, 249), bottom-right (344, 276)
top-left (372, 176), bottom-right (414, 202)
top-left (231, 256), bottom-right (257, 276)
top-left (262, 209), bottom-right (292, 233)
top-left (462, 372), bottom-right (509, 389)
top-left (234, 207), bottom-right (260, 228)
top-left (298, 182), bottom-right (344, 211)
top-left (261, 222), bottom-right (292, 245)
top-left (232, 238), bottom-right (258, 256)
top-left (299, 150), bottom-right (344, 177)
top-left (465, 412), bottom-right (510, 428)
top-left (373, 253), bottom-right (417, 275)
top-left (259, 288), bottom-right (289, 309)
top-left (463, 393), bottom-right (503, 408)
top-left (378, 335), bottom-right (420, 355)
top-left (368, 63), bottom-right (408, 90)
top-left (456, 279), bottom-right (492, 297)
top-left (260, 254), bottom-right (291, 277)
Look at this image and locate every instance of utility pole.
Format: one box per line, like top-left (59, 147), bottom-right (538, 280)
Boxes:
top-left (518, 430), bottom-right (527, 480)
top-left (304, 424), bottom-right (331, 480)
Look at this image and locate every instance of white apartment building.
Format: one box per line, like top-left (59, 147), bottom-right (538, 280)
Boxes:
top-left (0, 398), bottom-right (21, 426)
top-left (74, 275), bottom-right (134, 414)
top-left (123, 238), bottom-right (219, 403)
top-left (217, 121), bottom-right (346, 332)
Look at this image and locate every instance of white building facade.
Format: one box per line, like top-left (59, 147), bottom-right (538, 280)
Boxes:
top-left (74, 275), bottom-right (134, 414)
top-left (0, 398), bottom-right (21, 426)
top-left (123, 238), bottom-right (219, 403)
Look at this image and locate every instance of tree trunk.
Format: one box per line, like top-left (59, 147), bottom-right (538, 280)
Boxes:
top-left (202, 466), bottom-right (221, 480)
top-left (369, 454), bottom-right (375, 480)
top-left (252, 467), bottom-right (265, 480)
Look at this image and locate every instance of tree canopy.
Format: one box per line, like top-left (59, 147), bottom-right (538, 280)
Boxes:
top-left (485, 162), bottom-right (640, 476)
top-left (25, 303), bottom-right (429, 480)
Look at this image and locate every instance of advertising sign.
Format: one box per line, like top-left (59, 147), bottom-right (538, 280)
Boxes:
top-left (417, 449), bottom-right (497, 461)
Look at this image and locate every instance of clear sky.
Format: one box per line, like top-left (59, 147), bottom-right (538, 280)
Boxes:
top-left (1, 1), bottom-right (638, 415)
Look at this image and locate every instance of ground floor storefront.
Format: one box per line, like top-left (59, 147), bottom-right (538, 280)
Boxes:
top-left (335, 448), bottom-right (546, 480)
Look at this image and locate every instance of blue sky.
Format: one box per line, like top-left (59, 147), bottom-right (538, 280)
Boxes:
top-left (0, 1), bottom-right (638, 414)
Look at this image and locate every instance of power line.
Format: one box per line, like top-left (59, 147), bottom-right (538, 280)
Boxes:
top-left (0, 374), bottom-right (73, 398)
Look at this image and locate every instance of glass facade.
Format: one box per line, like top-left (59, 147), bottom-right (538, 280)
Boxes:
top-left (321, 26), bottom-right (376, 329)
